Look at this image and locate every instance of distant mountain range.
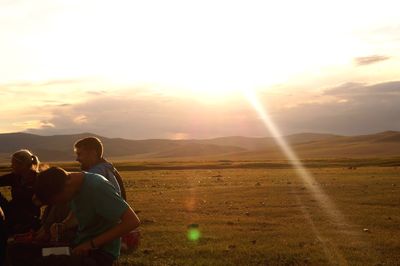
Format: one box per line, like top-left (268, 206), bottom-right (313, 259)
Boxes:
top-left (0, 131), bottom-right (400, 162)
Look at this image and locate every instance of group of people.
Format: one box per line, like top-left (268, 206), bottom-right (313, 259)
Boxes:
top-left (0, 137), bottom-right (140, 266)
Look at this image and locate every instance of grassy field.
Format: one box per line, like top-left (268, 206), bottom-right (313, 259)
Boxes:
top-left (115, 164), bottom-right (400, 265)
top-left (1, 162), bottom-right (399, 265)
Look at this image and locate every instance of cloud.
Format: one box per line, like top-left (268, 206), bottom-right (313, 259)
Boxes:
top-left (324, 81), bottom-right (400, 95)
top-left (25, 92), bottom-right (266, 139)
top-left (0, 78), bottom-right (91, 89)
top-left (86, 90), bottom-right (108, 96)
top-left (272, 81), bottom-right (400, 135)
top-left (354, 55), bottom-right (390, 66)
top-left (72, 115), bottom-right (88, 125)
top-left (14, 120), bottom-right (54, 129)
top-left (41, 79), bottom-right (87, 86)
top-left (18, 81), bottom-right (400, 139)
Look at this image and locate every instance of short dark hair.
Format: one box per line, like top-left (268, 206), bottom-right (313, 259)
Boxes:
top-left (34, 167), bottom-right (68, 204)
top-left (74, 137), bottom-right (103, 158)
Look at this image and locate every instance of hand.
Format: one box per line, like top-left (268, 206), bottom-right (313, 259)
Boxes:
top-left (72, 241), bottom-right (92, 256)
top-left (49, 223), bottom-right (65, 241)
top-left (49, 223), bottom-right (58, 241)
top-left (33, 228), bottom-right (50, 242)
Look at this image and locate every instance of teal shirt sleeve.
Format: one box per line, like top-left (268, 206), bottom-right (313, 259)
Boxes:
top-left (92, 180), bottom-right (129, 221)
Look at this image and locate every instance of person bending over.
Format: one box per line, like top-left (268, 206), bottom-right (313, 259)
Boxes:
top-left (49, 136), bottom-right (128, 241)
top-left (32, 167), bottom-right (140, 266)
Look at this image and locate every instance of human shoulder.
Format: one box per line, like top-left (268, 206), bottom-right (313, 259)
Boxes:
top-left (83, 171), bottom-right (107, 183)
top-left (0, 172), bottom-right (17, 179)
top-left (90, 162), bottom-right (116, 177)
top-left (89, 163), bottom-right (107, 175)
top-left (83, 171), bottom-right (115, 191)
top-left (0, 172), bottom-right (17, 186)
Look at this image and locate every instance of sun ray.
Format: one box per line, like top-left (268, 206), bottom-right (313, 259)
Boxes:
top-left (242, 89), bottom-right (367, 263)
top-left (243, 89), bottom-right (346, 224)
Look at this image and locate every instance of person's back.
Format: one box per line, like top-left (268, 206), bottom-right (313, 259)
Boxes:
top-left (0, 150), bottom-right (41, 265)
top-left (1, 172), bottom-right (35, 206)
top-left (88, 160), bottom-right (121, 197)
top-left (0, 172), bottom-right (39, 226)
top-left (0, 150), bottom-right (41, 234)
top-left (32, 167), bottom-right (140, 266)
top-left (71, 171), bottom-right (126, 259)
top-left (41, 137), bottom-right (127, 247)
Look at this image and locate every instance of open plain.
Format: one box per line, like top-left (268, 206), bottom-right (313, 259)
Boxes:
top-left (1, 160), bottom-right (399, 265)
top-left (102, 162), bottom-right (399, 265)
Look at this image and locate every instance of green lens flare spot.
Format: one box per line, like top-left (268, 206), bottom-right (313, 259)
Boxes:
top-left (187, 228), bottom-right (201, 241)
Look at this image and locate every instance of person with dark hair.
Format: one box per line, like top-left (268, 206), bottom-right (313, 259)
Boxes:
top-left (30, 167), bottom-right (140, 266)
top-left (0, 149), bottom-right (41, 234)
top-left (0, 149), bottom-right (41, 265)
top-left (48, 136), bottom-right (129, 241)
top-left (74, 136), bottom-right (126, 200)
top-left (73, 137), bottom-right (141, 251)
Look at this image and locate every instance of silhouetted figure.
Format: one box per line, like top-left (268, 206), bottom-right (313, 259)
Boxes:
top-left (0, 149), bottom-right (41, 265)
top-left (0, 150), bottom-right (41, 234)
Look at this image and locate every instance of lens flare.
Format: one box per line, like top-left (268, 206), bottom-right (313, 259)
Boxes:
top-left (242, 89), bottom-right (366, 263)
top-left (243, 89), bottom-right (346, 224)
top-left (187, 228), bottom-right (201, 242)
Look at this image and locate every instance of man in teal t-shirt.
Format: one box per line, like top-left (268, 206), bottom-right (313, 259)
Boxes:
top-left (71, 171), bottom-right (127, 259)
top-left (33, 167), bottom-right (140, 266)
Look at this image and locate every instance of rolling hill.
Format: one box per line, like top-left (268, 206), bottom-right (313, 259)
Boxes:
top-left (0, 131), bottom-right (399, 162)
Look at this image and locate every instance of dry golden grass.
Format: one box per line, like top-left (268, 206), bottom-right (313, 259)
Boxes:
top-left (1, 163), bottom-right (399, 265)
top-left (118, 165), bottom-right (400, 265)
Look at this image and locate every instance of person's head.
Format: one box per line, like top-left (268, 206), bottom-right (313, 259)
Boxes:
top-left (34, 167), bottom-right (72, 205)
top-left (74, 137), bottom-right (103, 170)
top-left (11, 149), bottom-right (40, 174)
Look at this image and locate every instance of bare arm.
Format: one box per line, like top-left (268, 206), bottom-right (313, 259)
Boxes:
top-left (72, 206), bottom-right (140, 255)
top-left (92, 206), bottom-right (139, 247)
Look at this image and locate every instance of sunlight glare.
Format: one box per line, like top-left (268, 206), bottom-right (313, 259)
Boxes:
top-left (243, 89), bottom-right (358, 263)
top-left (243, 89), bottom-right (350, 228)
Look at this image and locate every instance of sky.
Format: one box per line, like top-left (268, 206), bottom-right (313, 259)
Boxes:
top-left (1, 0), bottom-right (400, 139)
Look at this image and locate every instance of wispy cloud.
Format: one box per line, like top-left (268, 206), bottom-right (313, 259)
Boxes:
top-left (0, 78), bottom-right (92, 88)
top-left (86, 90), bottom-right (108, 96)
top-left (354, 55), bottom-right (390, 66)
top-left (324, 81), bottom-right (400, 95)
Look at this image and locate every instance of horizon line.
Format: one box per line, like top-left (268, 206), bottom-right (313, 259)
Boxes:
top-left (0, 130), bottom-right (399, 141)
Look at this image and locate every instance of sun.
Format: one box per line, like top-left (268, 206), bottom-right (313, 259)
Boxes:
top-left (185, 85), bottom-right (242, 102)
